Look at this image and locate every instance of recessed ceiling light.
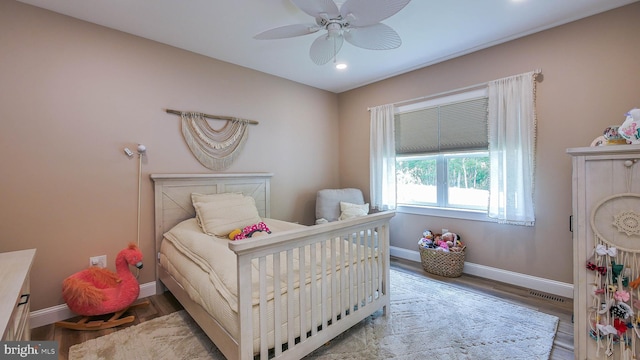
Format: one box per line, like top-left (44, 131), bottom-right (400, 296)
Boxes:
top-left (336, 63), bottom-right (347, 70)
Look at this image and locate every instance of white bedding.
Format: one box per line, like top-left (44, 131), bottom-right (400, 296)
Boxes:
top-left (159, 217), bottom-right (381, 352)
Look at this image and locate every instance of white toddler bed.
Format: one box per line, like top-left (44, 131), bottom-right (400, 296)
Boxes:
top-left (152, 173), bottom-right (394, 360)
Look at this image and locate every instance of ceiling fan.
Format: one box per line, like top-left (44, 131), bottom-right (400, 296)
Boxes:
top-left (254, 0), bottom-right (411, 65)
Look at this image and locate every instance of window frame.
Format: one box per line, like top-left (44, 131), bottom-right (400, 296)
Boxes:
top-left (394, 88), bottom-right (494, 222)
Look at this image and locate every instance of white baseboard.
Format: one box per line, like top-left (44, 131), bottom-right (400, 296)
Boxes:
top-left (390, 246), bottom-right (574, 299)
top-left (29, 281), bottom-right (157, 329)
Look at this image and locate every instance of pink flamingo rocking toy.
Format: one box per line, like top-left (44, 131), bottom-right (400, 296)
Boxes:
top-left (55, 243), bottom-right (149, 330)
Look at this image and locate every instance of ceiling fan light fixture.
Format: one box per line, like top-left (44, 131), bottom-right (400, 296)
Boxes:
top-left (255, 0), bottom-right (411, 65)
top-left (336, 63), bottom-right (347, 70)
top-left (326, 22), bottom-right (342, 37)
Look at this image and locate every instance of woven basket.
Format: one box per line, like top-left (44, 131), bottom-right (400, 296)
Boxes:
top-left (419, 246), bottom-right (466, 277)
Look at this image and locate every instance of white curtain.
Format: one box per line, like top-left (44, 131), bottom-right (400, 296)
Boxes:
top-left (487, 71), bottom-right (539, 226)
top-left (370, 104), bottom-right (396, 211)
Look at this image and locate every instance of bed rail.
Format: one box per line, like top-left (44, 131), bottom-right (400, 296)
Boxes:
top-left (229, 210), bottom-right (394, 360)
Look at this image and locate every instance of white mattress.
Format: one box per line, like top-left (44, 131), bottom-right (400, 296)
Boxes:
top-left (159, 218), bottom-right (380, 352)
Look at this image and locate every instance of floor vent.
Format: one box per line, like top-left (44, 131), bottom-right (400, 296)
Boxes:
top-left (528, 289), bottom-right (565, 303)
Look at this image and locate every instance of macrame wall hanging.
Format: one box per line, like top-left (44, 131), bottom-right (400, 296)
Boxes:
top-left (588, 159), bottom-right (640, 359)
top-left (166, 109), bottom-right (259, 171)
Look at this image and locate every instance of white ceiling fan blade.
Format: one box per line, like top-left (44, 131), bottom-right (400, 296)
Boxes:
top-left (340, 0), bottom-right (411, 27)
top-left (254, 24), bottom-right (320, 39)
top-left (344, 23), bottom-right (401, 50)
top-left (291, 0), bottom-right (340, 20)
top-left (309, 33), bottom-right (344, 65)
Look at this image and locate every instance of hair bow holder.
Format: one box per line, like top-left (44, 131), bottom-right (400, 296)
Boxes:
top-left (587, 242), bottom-right (640, 356)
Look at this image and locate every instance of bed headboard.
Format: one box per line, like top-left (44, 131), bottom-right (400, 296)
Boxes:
top-left (150, 173), bottom-right (272, 268)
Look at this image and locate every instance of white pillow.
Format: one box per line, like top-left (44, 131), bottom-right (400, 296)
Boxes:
top-left (192, 194), bottom-right (261, 236)
top-left (338, 201), bottom-right (369, 221)
top-left (191, 192), bottom-right (243, 228)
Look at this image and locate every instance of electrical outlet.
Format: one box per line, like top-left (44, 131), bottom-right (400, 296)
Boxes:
top-left (89, 255), bottom-right (107, 268)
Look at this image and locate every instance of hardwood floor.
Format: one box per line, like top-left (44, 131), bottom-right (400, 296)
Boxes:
top-left (31, 290), bottom-right (185, 360)
top-left (31, 257), bottom-right (574, 359)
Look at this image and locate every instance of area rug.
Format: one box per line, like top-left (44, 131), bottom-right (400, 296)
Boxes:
top-left (69, 269), bottom-right (559, 360)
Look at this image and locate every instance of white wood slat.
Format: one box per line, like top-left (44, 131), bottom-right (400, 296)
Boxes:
top-left (368, 230), bottom-right (375, 301)
top-left (286, 249), bottom-right (295, 348)
top-left (298, 245), bottom-right (307, 342)
top-left (259, 256), bottom-right (268, 359)
top-left (379, 225), bottom-right (386, 303)
top-left (309, 244), bottom-right (318, 337)
top-left (348, 233), bottom-right (355, 314)
top-left (356, 231), bottom-right (362, 311)
top-left (320, 241), bottom-right (327, 330)
top-left (272, 252), bottom-right (282, 358)
top-left (330, 237), bottom-right (337, 324)
top-left (338, 241), bottom-right (349, 318)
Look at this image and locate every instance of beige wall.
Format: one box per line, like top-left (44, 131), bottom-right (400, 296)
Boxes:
top-left (3, 0), bottom-right (639, 313)
top-left (0, 1), bottom-right (340, 311)
top-left (338, 3), bottom-right (640, 284)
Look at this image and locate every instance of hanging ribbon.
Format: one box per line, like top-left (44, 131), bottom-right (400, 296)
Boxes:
top-left (595, 244), bottom-right (617, 257)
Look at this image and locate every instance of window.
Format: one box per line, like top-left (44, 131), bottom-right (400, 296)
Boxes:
top-left (395, 89), bottom-right (489, 212)
top-left (396, 152), bottom-right (489, 210)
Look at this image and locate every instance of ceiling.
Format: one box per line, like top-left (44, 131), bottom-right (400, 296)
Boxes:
top-left (17, 0), bottom-right (639, 93)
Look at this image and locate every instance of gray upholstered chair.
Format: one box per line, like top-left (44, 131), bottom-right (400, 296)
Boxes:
top-left (315, 188), bottom-right (367, 224)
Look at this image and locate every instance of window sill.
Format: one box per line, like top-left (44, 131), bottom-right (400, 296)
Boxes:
top-left (396, 205), bottom-right (495, 222)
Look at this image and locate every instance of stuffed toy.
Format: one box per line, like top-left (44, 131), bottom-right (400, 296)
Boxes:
top-left (437, 241), bottom-right (450, 252)
top-left (230, 221), bottom-right (272, 240)
top-left (619, 108), bottom-right (640, 144)
top-left (228, 228), bottom-right (242, 240)
top-left (418, 230), bottom-right (435, 248)
top-left (418, 229), bottom-right (465, 252)
top-left (602, 126), bottom-right (627, 145)
top-left (56, 243), bottom-right (148, 330)
top-left (442, 232), bottom-right (464, 252)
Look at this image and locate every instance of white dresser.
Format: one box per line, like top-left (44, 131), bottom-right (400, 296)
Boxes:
top-left (568, 145), bottom-right (640, 359)
top-left (0, 248), bottom-right (36, 341)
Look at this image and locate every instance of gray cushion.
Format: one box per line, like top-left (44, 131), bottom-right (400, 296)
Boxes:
top-left (316, 188), bottom-right (365, 222)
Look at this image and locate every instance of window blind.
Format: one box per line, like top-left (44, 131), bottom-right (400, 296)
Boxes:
top-left (395, 97), bottom-right (488, 155)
